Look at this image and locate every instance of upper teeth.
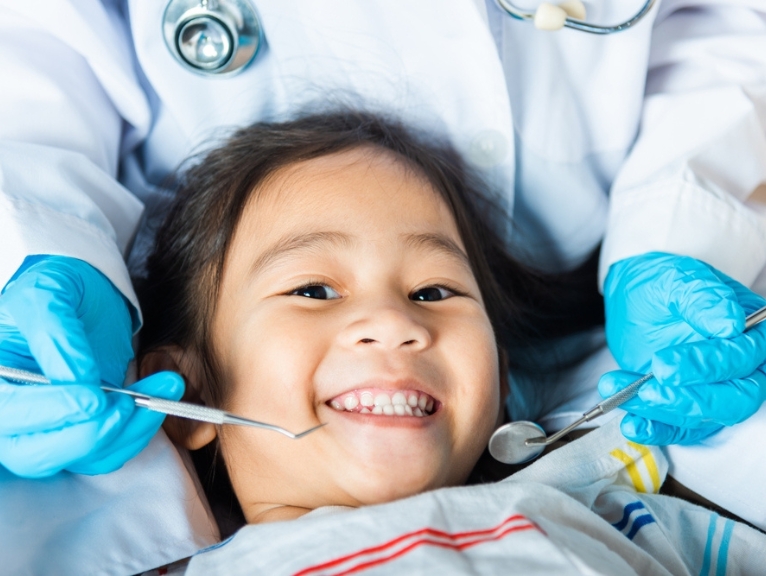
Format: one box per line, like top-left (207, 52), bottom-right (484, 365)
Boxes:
top-left (329, 389), bottom-right (436, 417)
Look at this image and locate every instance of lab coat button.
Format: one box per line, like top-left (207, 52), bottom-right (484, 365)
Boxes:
top-left (468, 130), bottom-right (509, 168)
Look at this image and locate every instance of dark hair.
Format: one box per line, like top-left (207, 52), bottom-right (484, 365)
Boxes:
top-left (137, 111), bottom-right (603, 533)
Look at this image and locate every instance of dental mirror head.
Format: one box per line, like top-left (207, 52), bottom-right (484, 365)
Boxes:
top-left (488, 421), bottom-right (547, 464)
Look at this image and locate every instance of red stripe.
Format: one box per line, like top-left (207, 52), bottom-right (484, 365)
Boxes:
top-left (295, 514), bottom-right (526, 576)
top-left (337, 523), bottom-right (537, 576)
top-left (294, 514), bottom-right (537, 576)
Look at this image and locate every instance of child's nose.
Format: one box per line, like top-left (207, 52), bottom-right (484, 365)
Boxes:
top-left (339, 305), bottom-right (432, 351)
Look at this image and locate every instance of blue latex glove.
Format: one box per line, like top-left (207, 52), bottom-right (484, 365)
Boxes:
top-left (0, 372), bottom-right (185, 477)
top-left (598, 368), bottom-right (766, 444)
top-left (601, 252), bottom-right (766, 445)
top-left (0, 256), bottom-right (184, 477)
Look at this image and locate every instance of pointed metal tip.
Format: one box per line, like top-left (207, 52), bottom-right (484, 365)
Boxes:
top-left (291, 422), bottom-right (328, 439)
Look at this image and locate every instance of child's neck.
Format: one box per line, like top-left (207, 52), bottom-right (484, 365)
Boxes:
top-left (247, 503), bottom-right (312, 524)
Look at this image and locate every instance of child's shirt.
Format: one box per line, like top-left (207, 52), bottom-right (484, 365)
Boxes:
top-left (186, 418), bottom-right (766, 575)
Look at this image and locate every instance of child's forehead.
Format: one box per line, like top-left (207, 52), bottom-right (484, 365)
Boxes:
top-left (243, 146), bottom-right (452, 229)
top-left (263, 145), bottom-right (428, 193)
top-left (223, 146), bottom-right (469, 275)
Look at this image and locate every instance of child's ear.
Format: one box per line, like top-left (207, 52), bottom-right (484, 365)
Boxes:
top-left (139, 347), bottom-right (218, 450)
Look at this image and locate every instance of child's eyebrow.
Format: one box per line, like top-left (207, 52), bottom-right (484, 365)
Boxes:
top-left (249, 231), bottom-right (470, 278)
top-left (249, 231), bottom-right (353, 276)
top-left (402, 233), bottom-right (471, 270)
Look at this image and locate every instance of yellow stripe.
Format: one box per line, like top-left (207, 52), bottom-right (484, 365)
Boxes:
top-left (610, 449), bottom-right (647, 493)
top-left (628, 442), bottom-right (661, 493)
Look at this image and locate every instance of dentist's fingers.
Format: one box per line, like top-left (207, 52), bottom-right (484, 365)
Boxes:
top-left (619, 414), bottom-right (723, 446)
top-left (663, 258), bottom-right (744, 339)
top-left (1, 268), bottom-right (101, 384)
top-left (0, 381), bottom-right (106, 435)
top-left (66, 410), bottom-right (166, 475)
top-left (128, 371), bottom-right (186, 399)
top-left (0, 393), bottom-right (134, 478)
top-left (66, 373), bottom-right (185, 475)
top-left (599, 370), bottom-right (766, 428)
top-left (652, 327), bottom-right (766, 386)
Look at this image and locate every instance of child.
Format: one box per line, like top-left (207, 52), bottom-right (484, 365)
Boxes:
top-left (136, 112), bottom-right (765, 573)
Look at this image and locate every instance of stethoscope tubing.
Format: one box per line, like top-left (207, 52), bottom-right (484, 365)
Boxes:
top-left (494, 0), bottom-right (658, 34)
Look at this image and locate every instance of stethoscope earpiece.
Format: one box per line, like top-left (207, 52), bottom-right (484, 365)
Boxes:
top-left (495, 0), bottom-right (656, 34)
top-left (534, 1), bottom-right (586, 31)
top-left (163, 0), bottom-right (262, 76)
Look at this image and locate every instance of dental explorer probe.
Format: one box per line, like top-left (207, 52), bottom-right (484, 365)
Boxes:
top-left (0, 365), bottom-right (325, 439)
top-left (488, 304), bottom-right (766, 465)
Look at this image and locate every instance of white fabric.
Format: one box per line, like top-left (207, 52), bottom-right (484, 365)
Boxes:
top-left (665, 404), bottom-right (766, 531)
top-left (186, 418), bottom-right (766, 575)
top-left (0, 430), bottom-right (219, 576)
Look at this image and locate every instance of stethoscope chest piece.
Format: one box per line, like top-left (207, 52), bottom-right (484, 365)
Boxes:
top-left (163, 0), bottom-right (262, 75)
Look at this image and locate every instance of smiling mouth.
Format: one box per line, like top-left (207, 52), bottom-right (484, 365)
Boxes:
top-left (327, 389), bottom-right (437, 418)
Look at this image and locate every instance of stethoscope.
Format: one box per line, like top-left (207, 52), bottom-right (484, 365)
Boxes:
top-left (163, 0), bottom-right (657, 76)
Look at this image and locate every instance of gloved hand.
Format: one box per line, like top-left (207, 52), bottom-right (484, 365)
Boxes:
top-left (0, 256), bottom-right (184, 477)
top-left (0, 371), bottom-right (185, 477)
top-left (598, 367), bottom-right (766, 444)
top-left (601, 252), bottom-right (766, 445)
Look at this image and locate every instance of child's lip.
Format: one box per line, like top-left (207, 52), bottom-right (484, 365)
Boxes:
top-left (325, 382), bottom-right (439, 418)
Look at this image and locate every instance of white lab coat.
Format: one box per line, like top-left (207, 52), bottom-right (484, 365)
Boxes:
top-left (2, 0), bottom-right (766, 564)
top-left (3, 0), bottom-right (766, 306)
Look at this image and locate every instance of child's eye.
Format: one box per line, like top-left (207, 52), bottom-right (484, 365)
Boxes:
top-left (410, 286), bottom-right (456, 302)
top-left (290, 284), bottom-right (341, 300)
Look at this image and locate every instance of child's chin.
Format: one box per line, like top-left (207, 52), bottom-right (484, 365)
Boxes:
top-left (344, 464), bottom-right (453, 505)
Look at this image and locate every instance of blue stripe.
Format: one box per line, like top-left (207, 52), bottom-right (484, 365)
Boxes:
top-left (612, 501), bottom-right (646, 531)
top-left (716, 519), bottom-right (734, 576)
top-left (196, 534), bottom-right (236, 555)
top-left (701, 514), bottom-right (717, 576)
top-left (626, 513), bottom-right (656, 540)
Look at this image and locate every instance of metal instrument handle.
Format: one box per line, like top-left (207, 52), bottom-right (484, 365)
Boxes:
top-left (133, 396), bottom-right (226, 425)
top-left (588, 373), bottom-right (654, 419)
top-left (0, 365), bottom-right (48, 385)
top-left (0, 366), bottom-right (323, 438)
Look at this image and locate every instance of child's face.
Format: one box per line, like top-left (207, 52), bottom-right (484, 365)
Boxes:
top-left (207, 146), bottom-right (501, 521)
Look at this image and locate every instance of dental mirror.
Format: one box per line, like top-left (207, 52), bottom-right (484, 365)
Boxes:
top-left (488, 420), bottom-right (547, 464)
